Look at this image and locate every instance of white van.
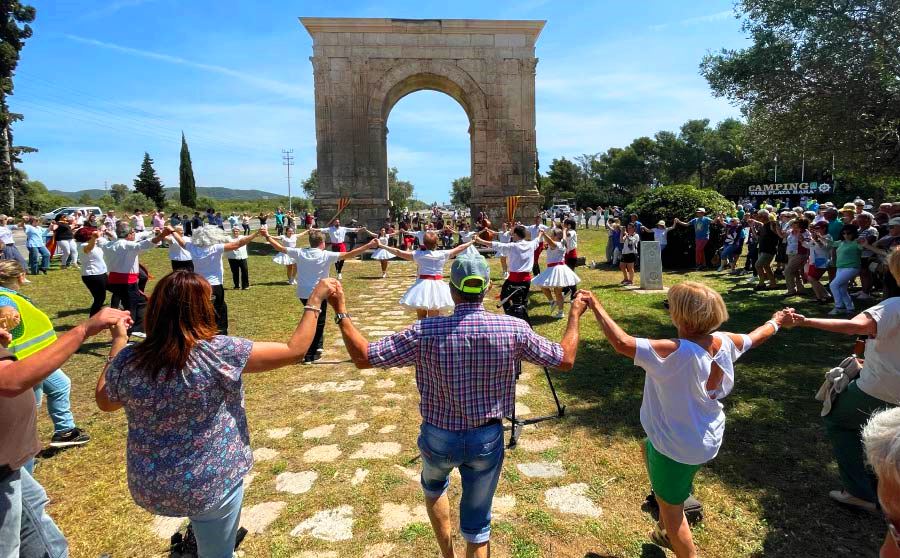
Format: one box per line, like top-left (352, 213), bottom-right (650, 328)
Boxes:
top-left (41, 206), bottom-right (103, 224)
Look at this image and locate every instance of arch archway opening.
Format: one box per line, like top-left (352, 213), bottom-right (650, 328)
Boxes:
top-left (383, 85), bottom-right (473, 210)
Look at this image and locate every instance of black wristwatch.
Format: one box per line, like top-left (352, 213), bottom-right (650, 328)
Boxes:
top-left (334, 313), bottom-right (352, 325)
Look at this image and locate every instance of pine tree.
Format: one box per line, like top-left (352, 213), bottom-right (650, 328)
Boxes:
top-left (133, 152), bottom-right (165, 208)
top-left (179, 132), bottom-right (197, 207)
top-left (0, 2), bottom-right (37, 212)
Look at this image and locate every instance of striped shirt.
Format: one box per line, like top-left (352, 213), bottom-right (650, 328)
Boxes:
top-left (367, 303), bottom-right (563, 430)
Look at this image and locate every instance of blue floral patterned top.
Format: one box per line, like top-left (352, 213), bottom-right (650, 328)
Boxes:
top-left (105, 335), bottom-right (254, 516)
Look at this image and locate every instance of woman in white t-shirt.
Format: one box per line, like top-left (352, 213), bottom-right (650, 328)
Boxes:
top-left (77, 228), bottom-right (108, 315)
top-left (579, 282), bottom-right (786, 555)
top-left (168, 225), bottom-right (193, 272)
top-left (168, 225), bottom-right (258, 335)
top-left (619, 223), bottom-right (641, 285)
top-left (376, 231), bottom-right (474, 319)
top-left (369, 228), bottom-right (395, 279)
top-left (272, 227), bottom-right (305, 285)
top-left (531, 227), bottom-right (580, 318)
top-left (782, 248), bottom-right (900, 513)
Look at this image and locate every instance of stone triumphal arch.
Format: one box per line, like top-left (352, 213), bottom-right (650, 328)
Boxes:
top-left (300, 17), bottom-right (545, 226)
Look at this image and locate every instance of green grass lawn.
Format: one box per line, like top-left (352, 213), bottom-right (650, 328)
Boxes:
top-left (24, 229), bottom-right (882, 557)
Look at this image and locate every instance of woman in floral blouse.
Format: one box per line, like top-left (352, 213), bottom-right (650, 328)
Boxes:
top-left (95, 270), bottom-right (337, 558)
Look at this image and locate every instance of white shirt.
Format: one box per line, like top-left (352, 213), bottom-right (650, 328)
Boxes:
top-left (635, 334), bottom-right (751, 465)
top-left (856, 298), bottom-right (900, 404)
top-left (168, 238), bottom-right (192, 261)
top-left (324, 226), bottom-right (356, 244)
top-left (459, 231), bottom-right (476, 243)
top-left (279, 235), bottom-right (299, 250)
top-left (544, 243), bottom-right (566, 265)
top-left (131, 215), bottom-right (145, 231)
top-left (525, 224), bottom-right (547, 241)
top-left (492, 239), bottom-right (539, 273)
top-left (565, 230), bottom-right (578, 251)
top-left (622, 233), bottom-right (641, 255)
top-left (101, 238), bottom-right (154, 275)
top-left (227, 245), bottom-right (248, 260)
top-left (412, 250), bottom-right (450, 277)
top-left (79, 241), bottom-right (108, 276)
top-left (499, 231), bottom-right (511, 243)
top-left (286, 247), bottom-right (342, 299)
top-left (186, 243), bottom-right (225, 286)
top-left (0, 226), bottom-right (13, 245)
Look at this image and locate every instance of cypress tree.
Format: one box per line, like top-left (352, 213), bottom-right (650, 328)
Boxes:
top-left (179, 132), bottom-right (197, 207)
top-left (133, 152), bottom-right (166, 209)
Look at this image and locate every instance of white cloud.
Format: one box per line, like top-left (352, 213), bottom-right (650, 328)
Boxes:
top-left (63, 34), bottom-right (312, 102)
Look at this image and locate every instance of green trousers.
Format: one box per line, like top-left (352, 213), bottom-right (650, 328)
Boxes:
top-left (823, 380), bottom-right (894, 503)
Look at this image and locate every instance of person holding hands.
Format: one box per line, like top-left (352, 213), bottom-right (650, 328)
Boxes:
top-left (578, 283), bottom-right (788, 557)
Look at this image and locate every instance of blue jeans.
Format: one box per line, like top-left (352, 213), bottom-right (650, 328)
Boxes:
top-left (188, 481), bottom-right (244, 558)
top-left (0, 467), bottom-right (69, 558)
top-left (27, 246), bottom-right (50, 275)
top-left (33, 370), bottom-right (76, 434)
top-left (417, 421), bottom-right (505, 544)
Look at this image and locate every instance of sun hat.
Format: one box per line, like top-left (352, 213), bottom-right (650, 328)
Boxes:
top-left (696, 208), bottom-right (706, 213)
top-left (450, 252), bottom-right (490, 294)
top-left (839, 203), bottom-right (856, 213)
top-left (657, 220), bottom-right (665, 226)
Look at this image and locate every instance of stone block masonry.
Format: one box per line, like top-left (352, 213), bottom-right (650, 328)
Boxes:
top-left (301, 18), bottom-right (546, 228)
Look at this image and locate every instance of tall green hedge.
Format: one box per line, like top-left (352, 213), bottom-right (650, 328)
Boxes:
top-left (624, 184), bottom-right (734, 224)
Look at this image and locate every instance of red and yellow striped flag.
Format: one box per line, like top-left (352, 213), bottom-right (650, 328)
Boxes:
top-left (506, 196), bottom-right (520, 223)
top-left (337, 197), bottom-right (351, 214)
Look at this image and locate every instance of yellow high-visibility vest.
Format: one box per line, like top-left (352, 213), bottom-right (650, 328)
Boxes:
top-left (0, 287), bottom-right (57, 359)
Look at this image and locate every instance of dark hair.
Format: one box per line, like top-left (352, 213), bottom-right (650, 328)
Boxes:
top-left (841, 224), bottom-right (859, 239)
top-left (794, 217), bottom-right (810, 230)
top-left (124, 271), bottom-right (218, 379)
top-left (512, 225), bottom-right (527, 240)
top-left (564, 218), bottom-right (577, 229)
top-left (450, 283), bottom-right (486, 304)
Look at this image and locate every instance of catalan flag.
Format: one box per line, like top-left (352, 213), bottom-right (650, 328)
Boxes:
top-left (506, 195), bottom-right (520, 223)
top-left (337, 197), bottom-right (351, 214)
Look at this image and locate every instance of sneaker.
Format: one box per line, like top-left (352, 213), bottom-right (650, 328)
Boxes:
top-left (337, 273), bottom-right (343, 280)
top-left (381, 273), bottom-right (386, 279)
top-left (131, 331), bottom-right (147, 339)
top-left (242, 286), bottom-right (250, 290)
top-left (300, 359), bottom-right (313, 366)
top-left (828, 307), bottom-right (845, 316)
top-left (828, 490), bottom-right (877, 512)
top-left (553, 310), bottom-right (564, 319)
top-left (50, 427), bottom-right (90, 448)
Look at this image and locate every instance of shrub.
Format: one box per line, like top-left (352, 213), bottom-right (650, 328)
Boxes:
top-left (625, 185), bottom-right (734, 269)
top-left (624, 184), bottom-right (734, 224)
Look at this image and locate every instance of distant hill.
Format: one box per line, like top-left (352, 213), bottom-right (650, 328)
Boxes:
top-left (50, 186), bottom-right (285, 201)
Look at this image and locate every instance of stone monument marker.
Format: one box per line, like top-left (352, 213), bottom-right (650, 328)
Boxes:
top-left (639, 241), bottom-right (664, 291)
top-left (300, 17), bottom-right (546, 228)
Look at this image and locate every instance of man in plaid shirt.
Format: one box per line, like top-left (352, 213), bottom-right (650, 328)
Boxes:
top-left (328, 251), bottom-right (585, 558)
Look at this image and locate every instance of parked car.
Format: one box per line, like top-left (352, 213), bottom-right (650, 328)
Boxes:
top-left (549, 204), bottom-right (572, 216)
top-left (41, 206), bottom-right (102, 224)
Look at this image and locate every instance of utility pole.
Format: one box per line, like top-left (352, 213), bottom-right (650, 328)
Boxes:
top-left (282, 149), bottom-right (294, 212)
top-left (773, 153), bottom-right (778, 183)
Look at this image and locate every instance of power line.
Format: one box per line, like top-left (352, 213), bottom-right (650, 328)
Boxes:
top-left (282, 149), bottom-right (294, 212)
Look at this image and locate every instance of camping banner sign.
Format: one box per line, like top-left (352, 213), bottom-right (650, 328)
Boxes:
top-left (747, 182), bottom-right (832, 196)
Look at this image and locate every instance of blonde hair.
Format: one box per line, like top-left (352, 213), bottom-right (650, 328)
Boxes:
top-left (889, 247), bottom-right (900, 284)
top-left (0, 260), bottom-right (26, 289)
top-left (668, 281), bottom-right (728, 335)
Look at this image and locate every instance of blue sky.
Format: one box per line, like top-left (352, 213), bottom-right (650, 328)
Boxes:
top-left (13, 0), bottom-right (749, 203)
